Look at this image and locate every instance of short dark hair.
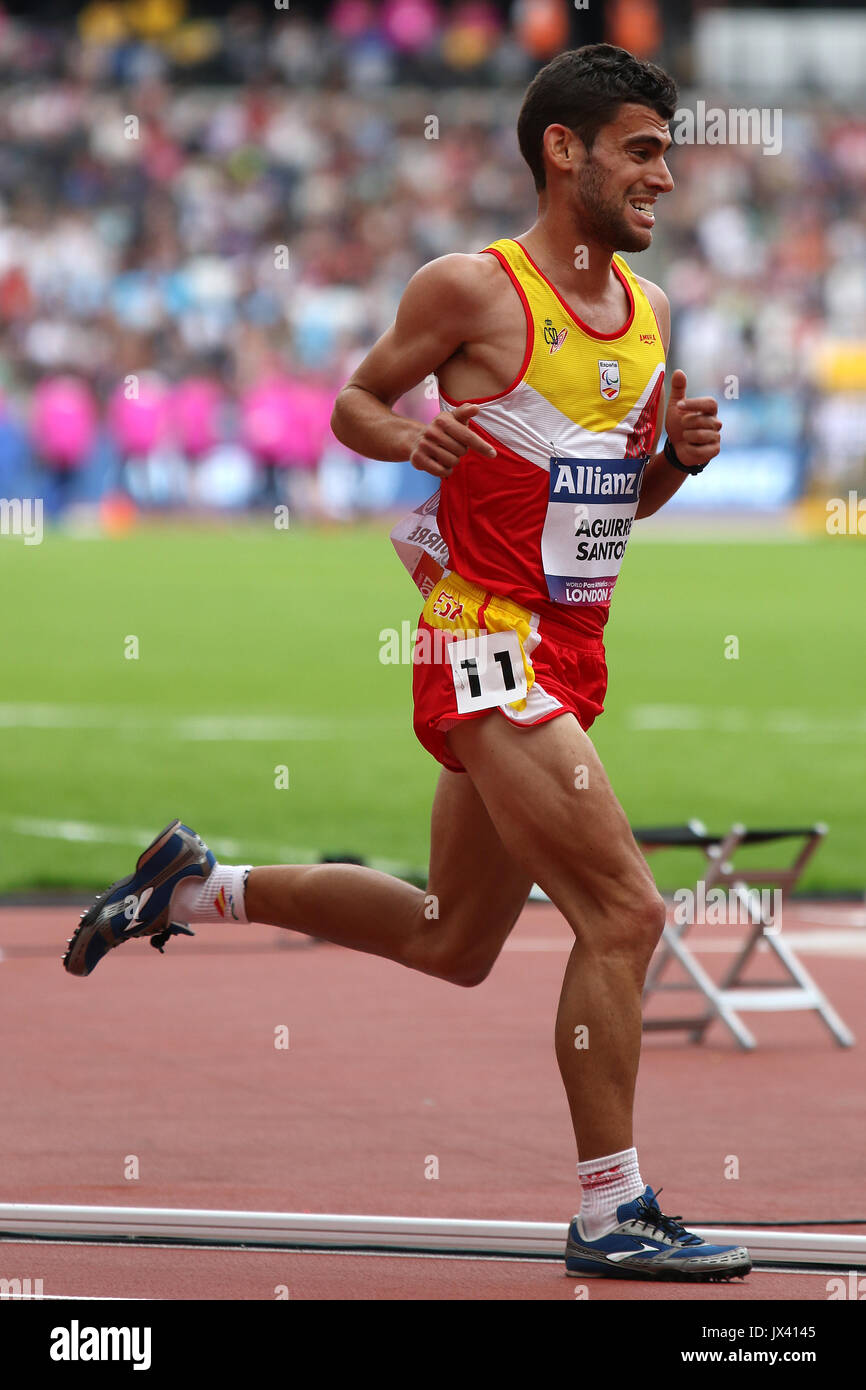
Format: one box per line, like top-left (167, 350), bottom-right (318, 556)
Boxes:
top-left (517, 44), bottom-right (678, 192)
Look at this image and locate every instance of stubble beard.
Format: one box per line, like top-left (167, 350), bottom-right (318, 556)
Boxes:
top-left (574, 155), bottom-right (652, 255)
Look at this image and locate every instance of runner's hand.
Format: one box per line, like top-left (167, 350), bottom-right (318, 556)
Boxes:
top-left (409, 402), bottom-right (497, 479)
top-left (664, 369), bottom-right (722, 471)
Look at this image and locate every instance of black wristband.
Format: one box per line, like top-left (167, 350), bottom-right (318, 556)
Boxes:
top-left (663, 436), bottom-right (707, 475)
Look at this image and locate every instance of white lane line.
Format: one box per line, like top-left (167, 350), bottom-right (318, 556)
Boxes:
top-left (3, 1294), bottom-right (146, 1301)
top-left (504, 930), bottom-right (866, 957)
top-left (628, 704), bottom-right (866, 739)
top-left (0, 703), bottom-right (398, 742)
top-left (6, 817), bottom-right (248, 859)
top-left (693, 929), bottom-right (866, 957)
top-left (791, 910), bottom-right (866, 928)
top-left (0, 817), bottom-right (421, 883)
top-left (3, 817), bottom-right (314, 863)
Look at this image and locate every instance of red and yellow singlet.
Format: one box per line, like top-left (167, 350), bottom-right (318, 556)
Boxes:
top-left (390, 237), bottom-right (667, 769)
top-left (394, 236), bottom-right (666, 640)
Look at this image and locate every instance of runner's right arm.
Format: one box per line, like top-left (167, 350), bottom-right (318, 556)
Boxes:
top-left (331, 256), bottom-right (498, 477)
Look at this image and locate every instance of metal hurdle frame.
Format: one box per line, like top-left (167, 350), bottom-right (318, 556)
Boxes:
top-left (637, 822), bottom-right (856, 1051)
top-left (0, 1203), bottom-right (864, 1269)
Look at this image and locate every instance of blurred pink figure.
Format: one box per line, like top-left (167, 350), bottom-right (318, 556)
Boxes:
top-left (170, 378), bottom-right (225, 460)
top-left (240, 375), bottom-right (295, 509)
top-left (107, 375), bottom-right (169, 457)
top-left (291, 379), bottom-right (333, 469)
top-left (31, 375), bottom-right (97, 470)
top-left (382, 0), bottom-right (440, 51)
top-left (240, 375), bottom-right (295, 465)
top-left (241, 374), bottom-right (332, 517)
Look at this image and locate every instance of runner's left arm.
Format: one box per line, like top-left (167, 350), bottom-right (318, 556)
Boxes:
top-left (633, 281), bottom-right (722, 519)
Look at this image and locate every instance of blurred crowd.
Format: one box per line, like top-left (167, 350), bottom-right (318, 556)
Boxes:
top-left (0, 0), bottom-right (863, 516)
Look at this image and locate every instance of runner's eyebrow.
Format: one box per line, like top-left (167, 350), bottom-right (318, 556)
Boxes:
top-left (624, 133), bottom-right (672, 154)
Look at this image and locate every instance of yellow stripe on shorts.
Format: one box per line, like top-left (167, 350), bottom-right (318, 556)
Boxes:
top-left (422, 572), bottom-right (536, 712)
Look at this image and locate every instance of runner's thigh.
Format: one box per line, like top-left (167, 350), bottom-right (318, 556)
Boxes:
top-left (446, 711), bottom-right (659, 931)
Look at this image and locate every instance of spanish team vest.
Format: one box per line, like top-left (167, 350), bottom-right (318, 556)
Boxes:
top-left (390, 237), bottom-right (666, 640)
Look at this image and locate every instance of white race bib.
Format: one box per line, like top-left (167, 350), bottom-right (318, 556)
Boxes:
top-left (447, 630), bottom-right (528, 714)
top-left (541, 456), bottom-right (647, 605)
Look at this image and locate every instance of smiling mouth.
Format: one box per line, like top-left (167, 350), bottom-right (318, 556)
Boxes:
top-left (628, 198), bottom-right (656, 227)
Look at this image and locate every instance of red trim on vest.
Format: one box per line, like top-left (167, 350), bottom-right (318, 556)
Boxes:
top-left (512, 240), bottom-right (635, 342)
top-left (437, 247), bottom-right (535, 406)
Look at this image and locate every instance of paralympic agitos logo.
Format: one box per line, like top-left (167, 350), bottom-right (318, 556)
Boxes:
top-left (598, 360), bottom-right (620, 400)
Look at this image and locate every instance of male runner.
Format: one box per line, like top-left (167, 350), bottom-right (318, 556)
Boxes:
top-left (64, 45), bottom-right (750, 1282)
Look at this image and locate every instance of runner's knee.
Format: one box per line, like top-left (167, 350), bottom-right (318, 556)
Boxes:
top-left (639, 884), bottom-right (668, 952)
top-left (614, 882), bottom-right (666, 963)
top-left (409, 933), bottom-right (496, 987)
top-left (407, 898), bottom-right (511, 987)
top-left (440, 954), bottom-right (494, 988)
top-left (570, 868), bottom-right (666, 963)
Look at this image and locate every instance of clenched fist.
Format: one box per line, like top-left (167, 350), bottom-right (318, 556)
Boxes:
top-left (664, 369), bottom-right (722, 472)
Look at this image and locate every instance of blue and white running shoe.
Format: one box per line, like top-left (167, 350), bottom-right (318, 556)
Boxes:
top-left (63, 820), bottom-right (215, 977)
top-left (565, 1186), bottom-right (751, 1281)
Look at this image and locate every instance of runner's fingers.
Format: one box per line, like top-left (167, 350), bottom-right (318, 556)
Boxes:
top-left (676, 399), bottom-right (720, 418)
top-left (411, 458), bottom-right (449, 477)
top-left (678, 411), bottom-right (721, 431)
top-left (435, 419), bottom-right (496, 457)
top-left (433, 425), bottom-right (481, 454)
top-left (426, 439), bottom-right (468, 467)
top-left (682, 427), bottom-right (722, 445)
top-left (424, 423), bottom-right (472, 458)
top-left (412, 442), bottom-right (459, 475)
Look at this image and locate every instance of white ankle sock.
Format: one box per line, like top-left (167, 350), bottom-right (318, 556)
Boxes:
top-left (576, 1147), bottom-right (644, 1240)
top-left (170, 864), bottom-right (251, 925)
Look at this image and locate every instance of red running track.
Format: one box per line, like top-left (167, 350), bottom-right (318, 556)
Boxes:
top-left (1, 902), bottom-right (864, 1300)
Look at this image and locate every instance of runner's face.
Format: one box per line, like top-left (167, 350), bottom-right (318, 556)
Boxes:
top-left (571, 104), bottom-right (674, 253)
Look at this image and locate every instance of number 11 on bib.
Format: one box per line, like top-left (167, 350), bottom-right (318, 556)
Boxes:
top-left (447, 630), bottom-right (528, 714)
